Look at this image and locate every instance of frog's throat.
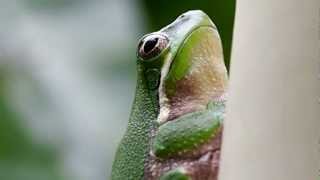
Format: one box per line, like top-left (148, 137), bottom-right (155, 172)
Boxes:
top-left (157, 27), bottom-right (228, 124)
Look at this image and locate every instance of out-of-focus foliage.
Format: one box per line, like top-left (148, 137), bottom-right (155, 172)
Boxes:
top-left (0, 0), bottom-right (235, 180)
top-left (0, 66), bottom-right (63, 180)
top-left (140, 0), bottom-right (235, 70)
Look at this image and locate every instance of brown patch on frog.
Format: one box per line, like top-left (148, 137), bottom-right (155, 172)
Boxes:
top-left (166, 74), bottom-right (226, 121)
top-left (144, 127), bottom-right (223, 180)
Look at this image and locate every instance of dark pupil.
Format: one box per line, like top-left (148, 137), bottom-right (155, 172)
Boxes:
top-left (144, 38), bottom-right (158, 54)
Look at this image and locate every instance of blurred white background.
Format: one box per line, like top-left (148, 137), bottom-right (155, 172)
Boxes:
top-left (0, 0), bottom-right (145, 179)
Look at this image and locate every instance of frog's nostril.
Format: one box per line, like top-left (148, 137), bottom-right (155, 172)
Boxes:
top-left (144, 38), bottom-right (158, 54)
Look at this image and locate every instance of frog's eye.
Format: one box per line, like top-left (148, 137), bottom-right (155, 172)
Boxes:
top-left (137, 34), bottom-right (169, 61)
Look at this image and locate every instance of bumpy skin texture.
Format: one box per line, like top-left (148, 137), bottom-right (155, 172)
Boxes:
top-left (111, 10), bottom-right (227, 180)
top-left (111, 63), bottom-right (159, 180)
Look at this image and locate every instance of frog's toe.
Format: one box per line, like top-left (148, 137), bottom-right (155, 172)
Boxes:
top-left (160, 167), bottom-right (190, 180)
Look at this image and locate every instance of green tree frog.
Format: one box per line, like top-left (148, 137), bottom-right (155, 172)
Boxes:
top-left (111, 10), bottom-right (228, 180)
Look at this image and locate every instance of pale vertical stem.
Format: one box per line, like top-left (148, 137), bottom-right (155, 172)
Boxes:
top-left (219, 0), bottom-right (320, 180)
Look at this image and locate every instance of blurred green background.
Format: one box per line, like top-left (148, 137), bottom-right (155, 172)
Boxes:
top-left (0, 0), bottom-right (235, 179)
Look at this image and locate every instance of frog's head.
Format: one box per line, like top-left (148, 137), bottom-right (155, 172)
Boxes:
top-left (136, 10), bottom-right (228, 124)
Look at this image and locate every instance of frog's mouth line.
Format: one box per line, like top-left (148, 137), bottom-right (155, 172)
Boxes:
top-left (157, 25), bottom-right (219, 126)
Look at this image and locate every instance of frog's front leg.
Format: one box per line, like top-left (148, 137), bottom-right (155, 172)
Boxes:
top-left (150, 102), bottom-right (224, 179)
top-left (152, 102), bottom-right (223, 159)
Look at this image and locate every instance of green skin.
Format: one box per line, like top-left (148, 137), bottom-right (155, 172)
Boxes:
top-left (111, 10), bottom-right (227, 180)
